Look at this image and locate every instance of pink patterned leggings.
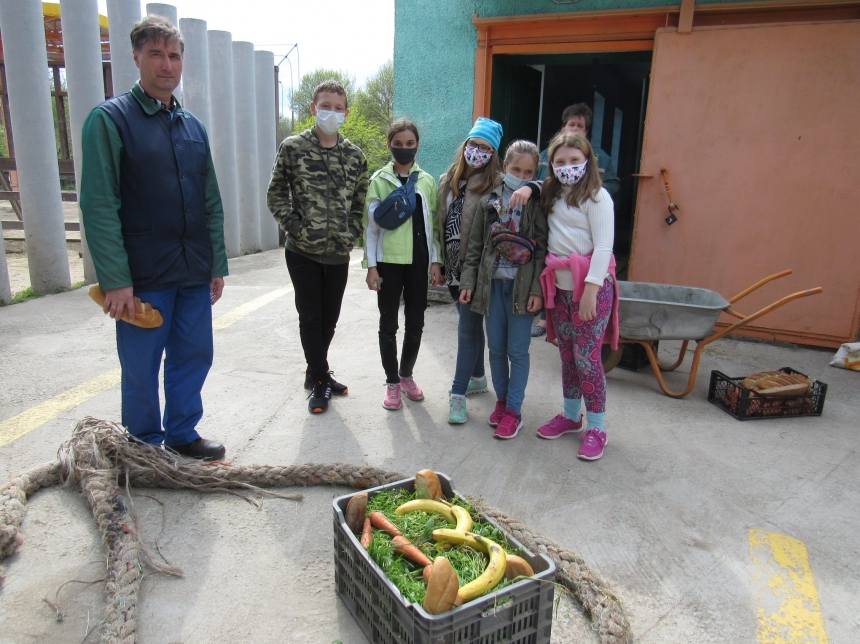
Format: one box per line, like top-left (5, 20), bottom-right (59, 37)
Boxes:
top-left (550, 278), bottom-right (614, 413)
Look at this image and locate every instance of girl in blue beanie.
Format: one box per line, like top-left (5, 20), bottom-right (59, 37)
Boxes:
top-left (438, 117), bottom-right (503, 424)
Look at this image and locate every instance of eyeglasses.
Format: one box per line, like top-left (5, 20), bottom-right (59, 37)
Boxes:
top-left (465, 140), bottom-right (494, 154)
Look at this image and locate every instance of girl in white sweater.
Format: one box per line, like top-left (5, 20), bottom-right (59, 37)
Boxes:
top-left (536, 132), bottom-right (619, 461)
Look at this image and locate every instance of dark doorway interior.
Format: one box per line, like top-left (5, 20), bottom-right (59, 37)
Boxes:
top-left (490, 52), bottom-right (651, 277)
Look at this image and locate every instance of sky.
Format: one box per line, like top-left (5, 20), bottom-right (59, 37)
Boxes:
top-left (95, 0), bottom-right (395, 88)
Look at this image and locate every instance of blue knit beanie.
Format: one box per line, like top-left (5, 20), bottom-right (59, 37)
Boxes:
top-left (466, 117), bottom-right (503, 151)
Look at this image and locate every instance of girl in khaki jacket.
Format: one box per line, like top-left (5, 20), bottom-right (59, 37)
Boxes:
top-left (459, 141), bottom-right (548, 439)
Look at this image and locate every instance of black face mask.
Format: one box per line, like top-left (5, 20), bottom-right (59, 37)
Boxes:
top-left (391, 147), bottom-right (417, 166)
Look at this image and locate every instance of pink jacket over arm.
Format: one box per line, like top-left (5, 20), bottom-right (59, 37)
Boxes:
top-left (539, 252), bottom-right (620, 350)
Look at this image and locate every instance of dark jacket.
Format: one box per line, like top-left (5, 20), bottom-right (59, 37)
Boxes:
top-left (81, 83), bottom-right (227, 291)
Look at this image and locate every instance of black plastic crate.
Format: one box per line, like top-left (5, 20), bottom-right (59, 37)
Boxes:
top-left (618, 341), bottom-right (659, 372)
top-left (333, 474), bottom-right (555, 644)
top-left (708, 368), bottom-right (827, 421)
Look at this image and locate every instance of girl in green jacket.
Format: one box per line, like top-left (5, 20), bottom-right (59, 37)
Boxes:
top-left (459, 140), bottom-right (548, 439)
top-left (363, 120), bottom-right (442, 411)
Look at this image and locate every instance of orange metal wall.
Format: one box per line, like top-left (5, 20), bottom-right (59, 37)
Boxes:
top-left (630, 22), bottom-right (860, 347)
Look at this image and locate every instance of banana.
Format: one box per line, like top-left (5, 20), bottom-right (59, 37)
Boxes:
top-left (395, 499), bottom-right (455, 524)
top-left (449, 505), bottom-right (473, 534)
top-left (432, 529), bottom-right (507, 602)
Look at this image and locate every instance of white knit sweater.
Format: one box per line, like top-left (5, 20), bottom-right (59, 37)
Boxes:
top-left (547, 187), bottom-right (614, 291)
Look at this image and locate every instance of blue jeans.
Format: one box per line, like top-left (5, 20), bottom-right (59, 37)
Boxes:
top-left (450, 287), bottom-right (486, 396)
top-left (485, 279), bottom-right (533, 414)
top-left (116, 284), bottom-right (213, 446)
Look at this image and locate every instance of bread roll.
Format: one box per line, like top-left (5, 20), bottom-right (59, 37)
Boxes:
top-left (741, 370), bottom-right (810, 397)
top-left (423, 557), bottom-right (460, 615)
top-left (88, 285), bottom-right (163, 328)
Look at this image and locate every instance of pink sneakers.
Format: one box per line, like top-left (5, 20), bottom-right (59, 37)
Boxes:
top-left (536, 413), bottom-right (583, 439)
top-left (488, 399), bottom-right (507, 427)
top-left (383, 383), bottom-right (402, 410)
top-left (494, 409), bottom-right (523, 440)
top-left (399, 376), bottom-right (424, 401)
top-left (577, 429), bottom-right (608, 460)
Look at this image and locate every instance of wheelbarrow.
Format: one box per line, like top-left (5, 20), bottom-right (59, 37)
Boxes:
top-left (601, 270), bottom-right (822, 398)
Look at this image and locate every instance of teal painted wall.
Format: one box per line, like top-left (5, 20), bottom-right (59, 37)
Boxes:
top-left (394, 0), bottom-right (760, 179)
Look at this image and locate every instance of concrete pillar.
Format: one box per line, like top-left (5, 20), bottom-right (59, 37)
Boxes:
top-left (145, 3), bottom-right (177, 25)
top-left (0, 0), bottom-right (71, 294)
top-left (255, 50), bottom-right (279, 251)
top-left (0, 237), bottom-right (11, 304)
top-left (59, 0), bottom-right (103, 284)
top-left (233, 42), bottom-right (260, 254)
top-left (145, 4), bottom-right (180, 103)
top-left (207, 31), bottom-right (240, 257)
top-left (106, 0), bottom-right (141, 95)
top-left (178, 18), bottom-right (210, 128)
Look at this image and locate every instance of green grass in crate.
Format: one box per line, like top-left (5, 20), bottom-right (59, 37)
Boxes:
top-left (365, 489), bottom-right (519, 605)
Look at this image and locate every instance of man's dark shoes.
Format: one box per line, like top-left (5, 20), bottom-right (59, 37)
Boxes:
top-left (308, 378), bottom-right (332, 413)
top-left (304, 371), bottom-right (348, 395)
top-left (170, 438), bottom-right (226, 461)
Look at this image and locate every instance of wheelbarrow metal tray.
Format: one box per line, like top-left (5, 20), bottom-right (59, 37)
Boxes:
top-left (617, 281), bottom-right (730, 341)
top-left (333, 473), bottom-right (556, 644)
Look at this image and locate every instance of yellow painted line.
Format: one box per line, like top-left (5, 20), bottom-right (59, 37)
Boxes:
top-left (0, 369), bottom-right (123, 448)
top-left (0, 283), bottom-right (304, 447)
top-left (212, 285), bottom-right (293, 331)
top-left (750, 529), bottom-right (828, 644)
top-left (0, 258), bottom-right (365, 447)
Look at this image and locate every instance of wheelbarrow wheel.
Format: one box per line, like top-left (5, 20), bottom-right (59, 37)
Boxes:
top-left (601, 346), bottom-right (623, 373)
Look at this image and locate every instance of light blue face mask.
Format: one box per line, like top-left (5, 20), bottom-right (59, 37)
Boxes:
top-left (504, 173), bottom-right (529, 191)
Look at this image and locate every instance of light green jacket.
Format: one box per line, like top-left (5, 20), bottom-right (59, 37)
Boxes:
top-left (362, 161), bottom-right (441, 268)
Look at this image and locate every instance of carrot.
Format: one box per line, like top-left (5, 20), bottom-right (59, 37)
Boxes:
top-left (369, 511), bottom-right (402, 538)
top-left (422, 563), bottom-right (433, 584)
top-left (360, 517), bottom-right (373, 549)
top-left (392, 535), bottom-right (433, 568)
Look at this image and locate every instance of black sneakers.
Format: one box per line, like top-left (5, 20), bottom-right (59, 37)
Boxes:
top-left (304, 371), bottom-right (348, 396)
top-left (308, 378), bottom-right (333, 413)
top-left (169, 437), bottom-right (226, 461)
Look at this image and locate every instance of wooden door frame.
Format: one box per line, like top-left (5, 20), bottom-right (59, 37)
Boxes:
top-left (471, 0), bottom-right (860, 120)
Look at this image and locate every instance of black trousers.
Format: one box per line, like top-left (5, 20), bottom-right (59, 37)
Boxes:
top-left (376, 261), bottom-right (428, 384)
top-left (286, 249), bottom-right (349, 380)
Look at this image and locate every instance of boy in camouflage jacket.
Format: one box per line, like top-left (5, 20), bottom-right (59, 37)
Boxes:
top-left (267, 80), bottom-right (368, 413)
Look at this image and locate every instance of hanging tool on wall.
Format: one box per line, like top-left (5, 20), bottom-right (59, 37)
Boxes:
top-left (660, 167), bottom-right (680, 225)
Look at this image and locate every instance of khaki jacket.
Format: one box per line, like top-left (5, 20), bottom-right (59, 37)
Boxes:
top-left (459, 186), bottom-right (548, 316)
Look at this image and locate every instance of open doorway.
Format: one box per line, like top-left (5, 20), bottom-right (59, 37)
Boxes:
top-left (490, 52), bottom-right (651, 279)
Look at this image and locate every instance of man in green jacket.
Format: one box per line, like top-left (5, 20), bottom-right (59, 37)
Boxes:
top-left (267, 80), bottom-right (369, 414)
top-left (80, 16), bottom-right (228, 460)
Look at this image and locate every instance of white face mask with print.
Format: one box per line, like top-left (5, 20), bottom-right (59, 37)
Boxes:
top-left (315, 109), bottom-right (345, 135)
top-left (553, 161), bottom-right (588, 186)
top-left (464, 145), bottom-right (493, 168)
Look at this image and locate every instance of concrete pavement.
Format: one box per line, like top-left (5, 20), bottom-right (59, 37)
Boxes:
top-left (1, 248), bottom-right (857, 643)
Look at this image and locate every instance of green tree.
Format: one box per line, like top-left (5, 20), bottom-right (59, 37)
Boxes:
top-left (352, 60), bottom-right (393, 132)
top-left (289, 69), bottom-right (356, 122)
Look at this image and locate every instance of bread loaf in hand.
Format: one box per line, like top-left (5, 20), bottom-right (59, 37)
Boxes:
top-left (742, 370), bottom-right (809, 397)
top-left (88, 285), bottom-right (163, 328)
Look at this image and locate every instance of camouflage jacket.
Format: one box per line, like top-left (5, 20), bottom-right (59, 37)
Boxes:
top-left (267, 128), bottom-right (368, 264)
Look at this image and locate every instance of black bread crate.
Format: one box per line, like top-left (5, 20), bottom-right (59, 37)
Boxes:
top-left (708, 367), bottom-right (827, 421)
top-left (618, 341), bottom-right (659, 372)
top-left (333, 473), bottom-right (555, 644)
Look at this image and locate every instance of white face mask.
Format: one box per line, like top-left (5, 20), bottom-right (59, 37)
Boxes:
top-left (315, 109), bottom-right (345, 135)
top-left (553, 161), bottom-right (588, 186)
top-left (464, 145), bottom-right (492, 168)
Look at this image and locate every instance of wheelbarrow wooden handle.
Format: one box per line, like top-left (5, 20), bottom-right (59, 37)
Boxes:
top-left (728, 269), bottom-right (792, 304)
top-left (709, 287), bottom-right (823, 346)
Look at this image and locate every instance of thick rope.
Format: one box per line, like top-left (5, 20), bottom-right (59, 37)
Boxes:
top-left (0, 460), bottom-right (63, 585)
top-left (472, 500), bottom-right (633, 644)
top-left (1, 417), bottom-right (632, 644)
